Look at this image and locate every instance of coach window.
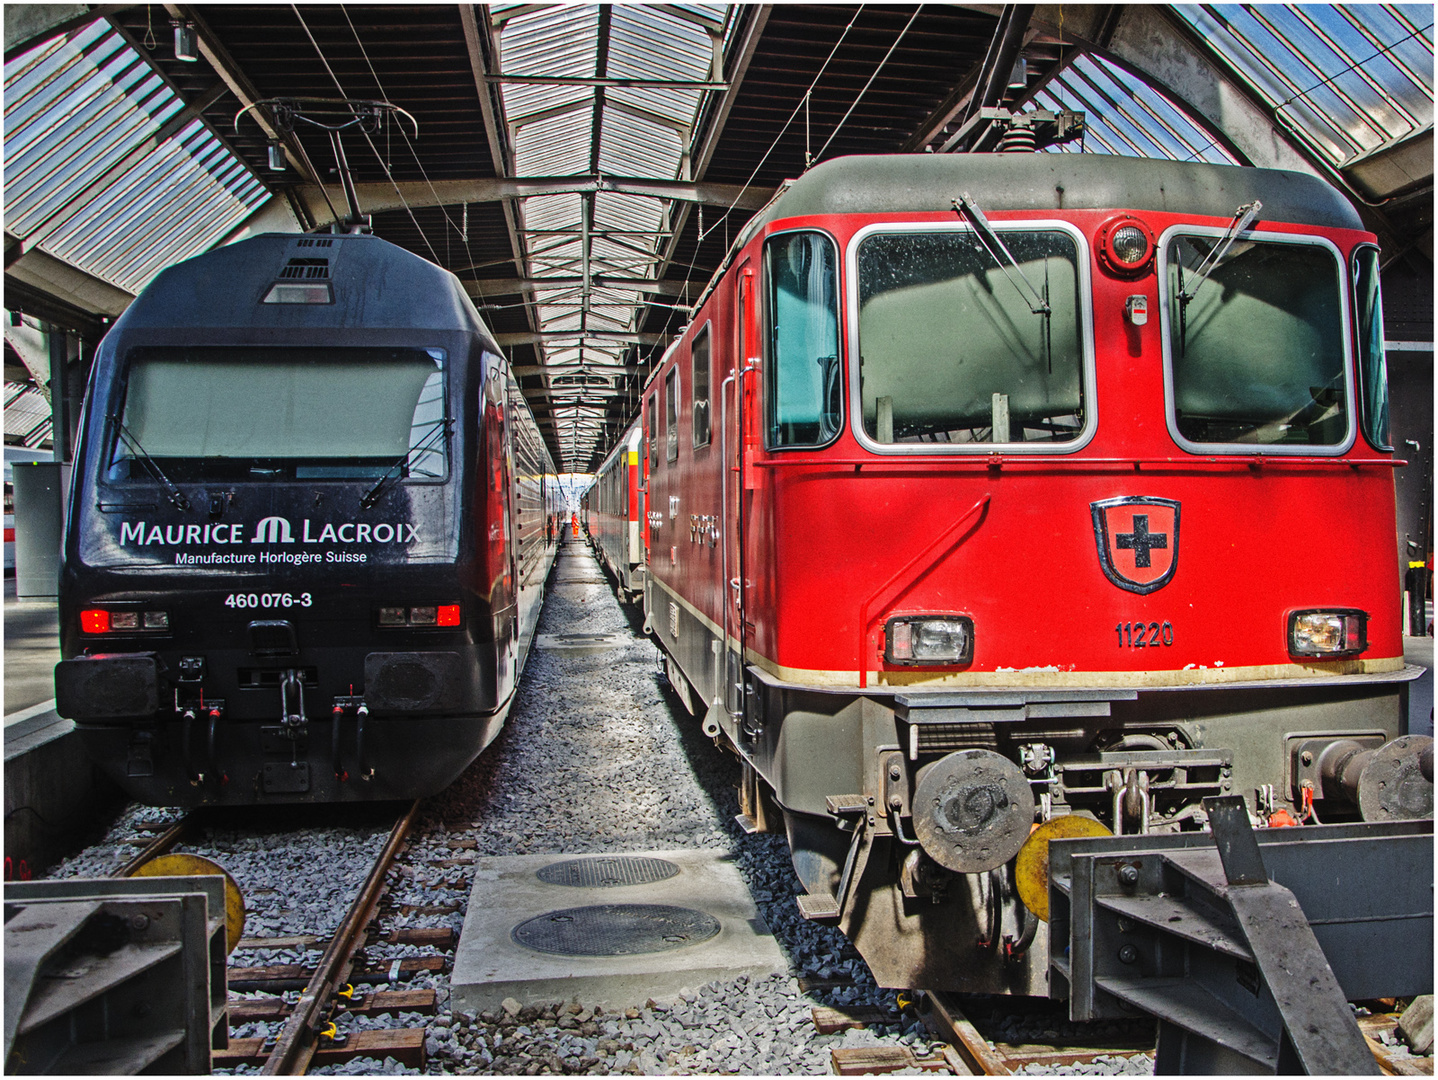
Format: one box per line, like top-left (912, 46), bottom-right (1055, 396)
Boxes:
top-left (1352, 246), bottom-right (1392, 451)
top-left (665, 368), bottom-right (679, 462)
top-left (765, 231), bottom-right (840, 447)
top-left (854, 227), bottom-right (1086, 448)
top-left (692, 325), bottom-right (711, 448)
top-left (1164, 233), bottom-right (1349, 450)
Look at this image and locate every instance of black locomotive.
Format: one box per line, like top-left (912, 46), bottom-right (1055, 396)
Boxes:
top-left (55, 232), bottom-right (560, 805)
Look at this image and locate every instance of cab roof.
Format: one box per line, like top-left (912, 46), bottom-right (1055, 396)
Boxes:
top-left (743, 154), bottom-right (1364, 239)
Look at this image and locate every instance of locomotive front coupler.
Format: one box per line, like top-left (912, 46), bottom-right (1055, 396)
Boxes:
top-left (279, 669), bottom-right (307, 765)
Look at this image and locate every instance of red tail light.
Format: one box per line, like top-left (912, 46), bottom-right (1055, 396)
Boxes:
top-left (81, 610), bottom-right (111, 634)
top-left (437, 604), bottom-right (461, 627)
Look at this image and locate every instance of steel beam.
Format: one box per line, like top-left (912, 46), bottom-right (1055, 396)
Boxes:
top-left (947, 5), bottom-right (1036, 152)
top-left (464, 277), bottom-right (687, 298)
top-left (641, 4), bottom-right (771, 367)
top-left (1049, 814), bottom-right (1431, 1074)
top-left (484, 74), bottom-right (726, 90)
top-left (495, 331), bottom-right (666, 347)
top-left (300, 176), bottom-right (776, 225)
top-left (162, 5), bottom-right (319, 188)
top-left (461, 3), bottom-right (557, 453)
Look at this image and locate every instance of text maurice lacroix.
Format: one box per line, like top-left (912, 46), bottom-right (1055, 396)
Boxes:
top-left (120, 516), bottom-right (417, 566)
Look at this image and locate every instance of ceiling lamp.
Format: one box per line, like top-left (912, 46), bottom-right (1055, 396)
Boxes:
top-left (173, 22), bottom-right (198, 62)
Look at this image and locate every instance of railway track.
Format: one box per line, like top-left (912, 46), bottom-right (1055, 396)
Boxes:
top-left (816, 989), bottom-right (1155, 1076)
top-left (820, 989), bottom-right (1429, 1077)
top-left (115, 801), bottom-right (447, 1074)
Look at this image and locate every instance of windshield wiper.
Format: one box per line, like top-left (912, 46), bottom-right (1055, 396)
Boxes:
top-left (1178, 200), bottom-right (1262, 308)
top-left (953, 193), bottom-right (1050, 316)
top-left (109, 415), bottom-right (191, 511)
top-left (360, 417), bottom-right (451, 509)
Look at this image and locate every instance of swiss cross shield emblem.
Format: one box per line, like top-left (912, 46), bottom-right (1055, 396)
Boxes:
top-left (1091, 497), bottom-right (1180, 594)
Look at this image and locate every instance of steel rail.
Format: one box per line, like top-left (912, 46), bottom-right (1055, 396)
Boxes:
top-left (261, 798), bottom-right (422, 1075)
top-left (117, 816), bottom-right (192, 877)
top-left (918, 991), bottom-right (1013, 1076)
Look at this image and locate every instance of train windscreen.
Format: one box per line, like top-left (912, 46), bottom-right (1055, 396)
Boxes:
top-left (1352, 245), bottom-right (1391, 451)
top-left (106, 347), bottom-right (447, 481)
top-left (1166, 236), bottom-right (1347, 447)
top-left (854, 229), bottom-right (1085, 445)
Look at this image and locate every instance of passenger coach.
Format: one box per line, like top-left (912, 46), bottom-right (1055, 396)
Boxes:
top-left (641, 154), bottom-right (1428, 994)
top-left (587, 420), bottom-right (646, 602)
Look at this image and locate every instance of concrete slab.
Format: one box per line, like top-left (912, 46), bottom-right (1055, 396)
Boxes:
top-left (452, 849), bottom-right (787, 1014)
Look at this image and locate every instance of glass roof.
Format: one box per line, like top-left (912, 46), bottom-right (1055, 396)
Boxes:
top-left (1036, 53), bottom-right (1239, 163)
top-left (492, 2), bottom-right (730, 469)
top-left (4, 382), bottom-right (53, 447)
top-left (3, 21), bottom-right (270, 296)
top-left (1172, 4), bottom-right (1434, 167)
top-left (1, 5), bottom-right (1429, 471)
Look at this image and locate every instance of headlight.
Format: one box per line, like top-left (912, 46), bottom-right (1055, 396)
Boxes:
top-left (1288, 609), bottom-right (1367, 657)
top-left (80, 608), bottom-right (169, 633)
top-left (375, 603), bottom-right (462, 628)
top-left (886, 616), bottom-right (974, 665)
top-left (1098, 215), bottom-right (1155, 277)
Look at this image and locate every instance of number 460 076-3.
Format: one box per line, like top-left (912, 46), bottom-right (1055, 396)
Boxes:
top-left (224, 592), bottom-right (312, 610)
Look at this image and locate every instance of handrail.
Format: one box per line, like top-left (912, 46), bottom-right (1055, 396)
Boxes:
top-left (720, 360), bottom-right (760, 717)
top-left (858, 494), bottom-right (991, 689)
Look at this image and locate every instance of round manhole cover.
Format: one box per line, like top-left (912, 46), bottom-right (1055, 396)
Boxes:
top-left (512, 904), bottom-right (720, 956)
top-left (537, 856), bottom-right (680, 888)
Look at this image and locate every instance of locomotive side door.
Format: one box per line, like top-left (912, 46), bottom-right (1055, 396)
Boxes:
top-left (722, 262), bottom-right (758, 718)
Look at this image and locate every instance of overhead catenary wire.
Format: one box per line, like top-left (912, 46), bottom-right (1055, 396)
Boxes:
top-left (289, 5), bottom-right (445, 270)
top-left (696, 4), bottom-right (867, 246)
top-left (651, 4), bottom-right (869, 356)
top-left (811, 6), bottom-right (923, 165)
top-left (336, 4), bottom-right (487, 304)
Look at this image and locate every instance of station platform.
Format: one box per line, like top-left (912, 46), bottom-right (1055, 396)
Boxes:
top-left (4, 576), bottom-right (123, 876)
top-left (4, 576), bottom-right (1433, 876)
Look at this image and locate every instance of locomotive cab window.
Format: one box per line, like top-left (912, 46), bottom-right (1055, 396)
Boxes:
top-left (852, 226), bottom-right (1087, 448)
top-left (646, 392), bottom-right (658, 470)
top-left (692, 325), bottom-right (711, 449)
top-left (1352, 246), bottom-right (1392, 451)
top-left (765, 231), bottom-right (841, 448)
top-left (1163, 233), bottom-right (1351, 451)
top-left (664, 369), bottom-right (679, 463)
top-left (106, 346), bottom-right (447, 482)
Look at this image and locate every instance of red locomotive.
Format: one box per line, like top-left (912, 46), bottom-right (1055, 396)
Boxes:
top-left (640, 154), bottom-right (1430, 994)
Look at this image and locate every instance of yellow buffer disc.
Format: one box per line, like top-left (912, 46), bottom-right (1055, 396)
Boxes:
top-left (1015, 815), bottom-right (1112, 922)
top-left (131, 852), bottom-right (247, 953)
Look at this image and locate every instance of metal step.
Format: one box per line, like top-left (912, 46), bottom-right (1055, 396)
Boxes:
top-left (796, 892), bottom-right (841, 922)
